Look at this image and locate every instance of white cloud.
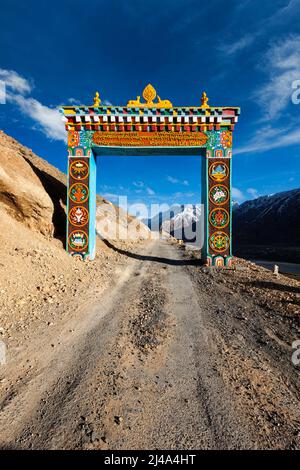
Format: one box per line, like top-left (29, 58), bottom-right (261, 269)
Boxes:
top-left (0, 68), bottom-right (32, 94)
top-left (232, 187), bottom-right (244, 201)
top-left (167, 175), bottom-right (189, 186)
top-left (146, 187), bottom-right (155, 195)
top-left (0, 68), bottom-right (66, 142)
top-left (247, 187), bottom-right (259, 198)
top-left (235, 123), bottom-right (300, 154)
top-left (173, 191), bottom-right (194, 198)
top-left (133, 181), bottom-right (144, 188)
top-left (220, 33), bottom-right (255, 55)
top-left (256, 35), bottom-right (300, 119)
top-left (167, 175), bottom-right (178, 184)
top-left (67, 97), bottom-right (81, 105)
top-left (8, 93), bottom-right (66, 142)
top-left (132, 182), bottom-right (155, 196)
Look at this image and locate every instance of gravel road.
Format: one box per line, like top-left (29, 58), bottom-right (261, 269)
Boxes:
top-left (0, 239), bottom-right (299, 450)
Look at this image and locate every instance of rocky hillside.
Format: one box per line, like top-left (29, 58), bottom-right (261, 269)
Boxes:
top-left (0, 130), bottom-right (150, 243)
top-left (233, 188), bottom-right (300, 262)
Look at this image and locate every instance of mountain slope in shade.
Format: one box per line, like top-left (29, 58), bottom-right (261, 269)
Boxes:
top-left (233, 188), bottom-right (300, 262)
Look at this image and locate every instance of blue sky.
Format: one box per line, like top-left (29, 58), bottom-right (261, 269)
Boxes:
top-left (0, 0), bottom-right (299, 212)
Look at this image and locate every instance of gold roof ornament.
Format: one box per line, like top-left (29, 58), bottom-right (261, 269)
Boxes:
top-left (201, 91), bottom-right (210, 109)
top-left (93, 91), bottom-right (101, 107)
top-left (127, 84), bottom-right (172, 108)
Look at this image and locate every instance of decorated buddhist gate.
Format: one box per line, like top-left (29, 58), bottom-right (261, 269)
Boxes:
top-left (60, 85), bottom-right (240, 267)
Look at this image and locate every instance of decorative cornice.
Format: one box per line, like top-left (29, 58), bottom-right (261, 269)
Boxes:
top-left (60, 86), bottom-right (240, 132)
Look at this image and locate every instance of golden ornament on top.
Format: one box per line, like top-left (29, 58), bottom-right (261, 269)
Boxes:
top-left (143, 84), bottom-right (156, 104)
top-left (127, 84), bottom-right (172, 108)
top-left (93, 91), bottom-right (101, 107)
top-left (201, 91), bottom-right (210, 109)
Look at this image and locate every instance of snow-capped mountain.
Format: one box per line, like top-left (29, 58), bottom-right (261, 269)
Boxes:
top-left (143, 204), bottom-right (201, 232)
top-left (232, 200), bottom-right (240, 210)
top-left (161, 205), bottom-right (201, 233)
top-left (143, 204), bottom-right (202, 242)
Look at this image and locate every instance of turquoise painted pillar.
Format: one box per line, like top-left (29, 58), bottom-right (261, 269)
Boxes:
top-left (88, 151), bottom-right (97, 260)
top-left (66, 138), bottom-right (96, 260)
top-left (202, 131), bottom-right (233, 267)
top-left (201, 152), bottom-right (209, 262)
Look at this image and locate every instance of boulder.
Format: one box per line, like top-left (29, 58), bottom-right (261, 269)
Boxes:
top-left (0, 131), bottom-right (54, 235)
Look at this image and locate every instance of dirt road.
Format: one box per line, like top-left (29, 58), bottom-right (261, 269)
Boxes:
top-left (0, 239), bottom-right (300, 449)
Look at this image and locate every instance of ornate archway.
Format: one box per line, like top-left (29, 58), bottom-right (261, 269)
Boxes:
top-left (60, 85), bottom-right (240, 267)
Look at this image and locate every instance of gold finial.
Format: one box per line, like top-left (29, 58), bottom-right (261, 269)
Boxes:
top-left (201, 91), bottom-right (209, 109)
top-left (143, 84), bottom-right (157, 104)
top-left (127, 84), bottom-right (172, 108)
top-left (93, 91), bottom-right (101, 107)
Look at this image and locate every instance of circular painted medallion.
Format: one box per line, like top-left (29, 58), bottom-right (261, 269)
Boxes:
top-left (209, 185), bottom-right (229, 205)
top-left (209, 162), bottom-right (229, 182)
top-left (209, 208), bottom-right (229, 229)
top-left (209, 231), bottom-right (230, 253)
top-left (69, 183), bottom-right (89, 203)
top-left (68, 206), bottom-right (89, 227)
top-left (70, 160), bottom-right (89, 180)
top-left (68, 230), bottom-right (88, 251)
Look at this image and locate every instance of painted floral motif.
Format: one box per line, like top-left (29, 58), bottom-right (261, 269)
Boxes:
top-left (69, 206), bottom-right (89, 227)
top-left (209, 231), bottom-right (230, 253)
top-left (79, 130), bottom-right (94, 148)
top-left (209, 208), bottom-right (229, 228)
top-left (70, 160), bottom-right (89, 180)
top-left (220, 131), bottom-right (232, 148)
top-left (209, 162), bottom-right (229, 182)
top-left (68, 131), bottom-right (80, 148)
top-left (206, 131), bottom-right (220, 149)
top-left (69, 183), bottom-right (89, 203)
top-left (209, 185), bottom-right (229, 205)
top-left (68, 230), bottom-right (88, 251)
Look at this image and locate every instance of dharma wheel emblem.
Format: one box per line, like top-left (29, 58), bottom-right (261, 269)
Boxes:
top-left (209, 231), bottom-right (230, 253)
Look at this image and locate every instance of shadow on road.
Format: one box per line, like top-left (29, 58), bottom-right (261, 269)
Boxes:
top-left (246, 280), bottom-right (300, 294)
top-left (100, 237), bottom-right (201, 267)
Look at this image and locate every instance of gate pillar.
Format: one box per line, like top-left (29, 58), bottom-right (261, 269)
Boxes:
top-left (66, 131), bottom-right (97, 260)
top-left (202, 131), bottom-right (233, 267)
